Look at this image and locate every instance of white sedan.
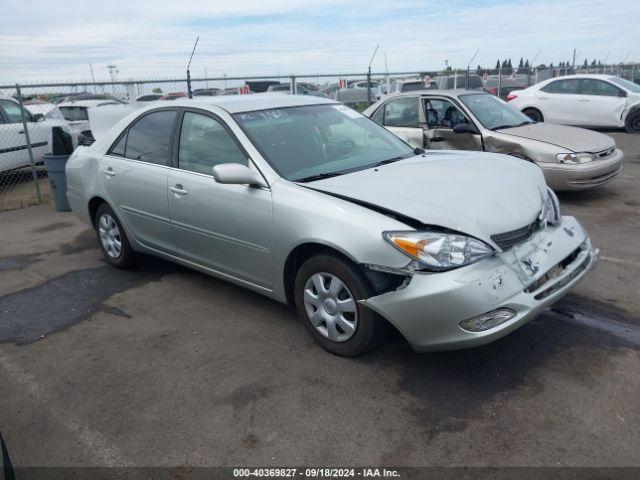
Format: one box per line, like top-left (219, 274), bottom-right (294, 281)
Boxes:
top-left (508, 74), bottom-right (640, 133)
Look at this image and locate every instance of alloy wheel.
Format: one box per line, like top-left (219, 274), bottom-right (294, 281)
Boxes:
top-left (98, 213), bottom-right (122, 259)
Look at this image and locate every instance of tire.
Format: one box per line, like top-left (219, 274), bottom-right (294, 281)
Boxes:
top-left (625, 109), bottom-right (640, 133)
top-left (94, 203), bottom-right (136, 269)
top-left (523, 108), bottom-right (543, 123)
top-left (294, 253), bottom-right (386, 357)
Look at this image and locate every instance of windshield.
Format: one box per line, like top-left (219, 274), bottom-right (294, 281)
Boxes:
top-left (608, 77), bottom-right (640, 94)
top-left (234, 104), bottom-right (415, 181)
top-left (459, 93), bottom-right (533, 130)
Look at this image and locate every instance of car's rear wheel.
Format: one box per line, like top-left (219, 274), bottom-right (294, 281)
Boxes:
top-left (94, 203), bottom-right (135, 268)
top-left (523, 108), bottom-right (543, 122)
top-left (294, 253), bottom-right (386, 356)
top-left (625, 109), bottom-right (640, 133)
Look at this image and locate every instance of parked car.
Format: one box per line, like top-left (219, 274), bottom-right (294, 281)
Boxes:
top-left (192, 88), bottom-right (221, 97)
top-left (160, 92), bottom-right (188, 100)
top-left (483, 77), bottom-right (530, 100)
top-left (388, 78), bottom-right (427, 94)
top-left (0, 96), bottom-right (73, 172)
top-left (66, 95), bottom-right (598, 356)
top-left (245, 81), bottom-right (281, 93)
top-left (57, 99), bottom-right (127, 145)
top-left (363, 90), bottom-right (624, 190)
top-left (135, 94), bottom-right (163, 102)
top-left (433, 74), bottom-right (483, 90)
top-left (508, 74), bottom-right (640, 133)
top-left (24, 102), bottom-right (67, 122)
top-left (266, 84), bottom-right (327, 97)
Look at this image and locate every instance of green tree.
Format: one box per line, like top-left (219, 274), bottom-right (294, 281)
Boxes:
top-left (518, 57), bottom-right (524, 69)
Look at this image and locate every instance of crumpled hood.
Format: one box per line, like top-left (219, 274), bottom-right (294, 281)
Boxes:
top-left (305, 151), bottom-right (547, 245)
top-left (497, 122), bottom-right (614, 153)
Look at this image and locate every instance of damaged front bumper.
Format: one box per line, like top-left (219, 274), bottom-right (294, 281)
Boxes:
top-left (361, 216), bottom-right (598, 352)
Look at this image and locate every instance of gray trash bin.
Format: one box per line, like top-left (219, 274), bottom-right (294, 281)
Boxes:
top-left (43, 154), bottom-right (71, 212)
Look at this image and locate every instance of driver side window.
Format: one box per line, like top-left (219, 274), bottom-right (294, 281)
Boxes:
top-left (383, 97), bottom-right (420, 128)
top-left (424, 99), bottom-right (469, 129)
top-left (178, 112), bottom-right (247, 175)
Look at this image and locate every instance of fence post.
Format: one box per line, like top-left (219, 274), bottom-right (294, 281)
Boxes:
top-left (290, 75), bottom-right (296, 94)
top-left (15, 84), bottom-right (41, 203)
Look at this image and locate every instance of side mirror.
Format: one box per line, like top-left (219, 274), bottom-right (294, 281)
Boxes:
top-left (212, 163), bottom-right (267, 188)
top-left (32, 113), bottom-right (45, 122)
top-left (452, 122), bottom-right (479, 135)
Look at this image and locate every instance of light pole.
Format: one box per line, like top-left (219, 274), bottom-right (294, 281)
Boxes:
top-left (367, 44), bottom-right (379, 106)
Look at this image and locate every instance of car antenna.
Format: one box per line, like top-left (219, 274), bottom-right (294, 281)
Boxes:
top-left (186, 35), bottom-right (199, 99)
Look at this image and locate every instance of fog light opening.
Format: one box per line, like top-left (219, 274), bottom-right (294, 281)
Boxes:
top-left (459, 308), bottom-right (517, 332)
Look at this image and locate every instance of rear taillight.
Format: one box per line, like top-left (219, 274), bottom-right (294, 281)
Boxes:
top-left (507, 94), bottom-right (518, 102)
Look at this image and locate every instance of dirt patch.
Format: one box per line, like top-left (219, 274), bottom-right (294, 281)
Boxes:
top-left (0, 174), bottom-right (51, 213)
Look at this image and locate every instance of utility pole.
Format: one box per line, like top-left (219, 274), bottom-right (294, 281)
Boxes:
top-left (89, 63), bottom-right (96, 93)
top-left (367, 44), bottom-right (379, 106)
top-left (384, 51), bottom-right (390, 96)
top-left (572, 48), bottom-right (576, 70)
top-left (531, 50), bottom-right (541, 84)
top-left (466, 49), bottom-right (479, 88)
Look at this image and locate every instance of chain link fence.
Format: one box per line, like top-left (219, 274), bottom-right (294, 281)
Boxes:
top-left (1, 64), bottom-right (638, 211)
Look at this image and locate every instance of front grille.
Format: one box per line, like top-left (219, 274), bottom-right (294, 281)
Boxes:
top-left (596, 147), bottom-right (615, 159)
top-left (491, 218), bottom-right (542, 250)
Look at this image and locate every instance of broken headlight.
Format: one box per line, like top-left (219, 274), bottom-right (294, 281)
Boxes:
top-left (383, 231), bottom-right (494, 271)
top-left (542, 187), bottom-right (561, 225)
top-left (556, 152), bottom-right (596, 164)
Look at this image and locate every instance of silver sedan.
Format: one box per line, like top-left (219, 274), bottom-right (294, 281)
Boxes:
top-left (363, 90), bottom-right (624, 190)
top-left (66, 95), bottom-right (598, 356)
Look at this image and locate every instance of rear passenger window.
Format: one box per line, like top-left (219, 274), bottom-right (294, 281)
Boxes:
top-left (108, 110), bottom-right (176, 165)
top-left (178, 112), bottom-right (247, 175)
top-left (541, 79), bottom-right (580, 94)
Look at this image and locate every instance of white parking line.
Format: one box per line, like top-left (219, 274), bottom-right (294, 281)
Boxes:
top-left (602, 255), bottom-right (640, 269)
top-left (0, 351), bottom-right (132, 467)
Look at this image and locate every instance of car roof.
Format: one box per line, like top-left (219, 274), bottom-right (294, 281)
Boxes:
top-left (537, 74), bottom-right (621, 85)
top-left (154, 93), bottom-right (337, 114)
top-left (385, 89), bottom-right (489, 99)
top-left (57, 99), bottom-right (124, 108)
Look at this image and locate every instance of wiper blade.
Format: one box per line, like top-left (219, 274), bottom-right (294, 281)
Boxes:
top-left (295, 172), bottom-right (344, 183)
top-left (372, 154), bottom-right (412, 167)
top-left (492, 121), bottom-right (533, 131)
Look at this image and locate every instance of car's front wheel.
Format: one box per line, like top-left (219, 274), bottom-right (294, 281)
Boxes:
top-left (94, 203), bottom-right (136, 269)
top-left (294, 253), bottom-right (386, 356)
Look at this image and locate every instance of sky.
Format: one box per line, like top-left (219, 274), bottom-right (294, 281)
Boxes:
top-left (0, 0), bottom-right (638, 84)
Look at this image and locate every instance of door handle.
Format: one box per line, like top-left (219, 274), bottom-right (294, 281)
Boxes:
top-left (18, 130), bottom-right (25, 134)
top-left (169, 185), bottom-right (188, 196)
top-left (102, 167), bottom-right (116, 177)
